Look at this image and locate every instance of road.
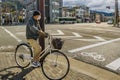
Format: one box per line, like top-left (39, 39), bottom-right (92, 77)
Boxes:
top-left (0, 23), bottom-right (120, 79)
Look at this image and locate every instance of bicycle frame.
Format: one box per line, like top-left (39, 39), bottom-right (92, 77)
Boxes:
top-left (38, 34), bottom-right (53, 60)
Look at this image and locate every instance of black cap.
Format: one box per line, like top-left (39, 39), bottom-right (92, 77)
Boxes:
top-left (33, 10), bottom-right (41, 16)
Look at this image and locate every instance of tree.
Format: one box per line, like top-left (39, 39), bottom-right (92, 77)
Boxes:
top-left (1, 0), bottom-right (25, 13)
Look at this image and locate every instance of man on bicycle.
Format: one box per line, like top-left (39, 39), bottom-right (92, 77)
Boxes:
top-left (26, 11), bottom-right (46, 67)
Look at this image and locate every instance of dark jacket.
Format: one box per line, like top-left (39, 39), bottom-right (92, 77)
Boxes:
top-left (26, 17), bottom-right (41, 40)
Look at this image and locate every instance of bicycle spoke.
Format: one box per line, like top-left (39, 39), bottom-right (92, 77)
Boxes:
top-left (42, 50), bottom-right (70, 80)
top-left (15, 43), bottom-right (32, 68)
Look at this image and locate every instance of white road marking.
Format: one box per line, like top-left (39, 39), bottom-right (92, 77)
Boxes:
top-left (80, 27), bottom-right (120, 33)
top-left (74, 36), bottom-right (106, 42)
top-left (54, 36), bottom-right (80, 39)
top-left (72, 32), bottom-right (82, 37)
top-left (57, 30), bottom-right (64, 35)
top-left (80, 52), bottom-right (105, 62)
top-left (69, 26), bottom-right (120, 33)
top-left (68, 38), bottom-right (120, 53)
top-left (53, 31), bottom-right (106, 42)
top-left (53, 31), bottom-right (82, 39)
top-left (54, 34), bottom-right (82, 39)
top-left (51, 30), bottom-right (64, 35)
top-left (74, 39), bottom-right (102, 41)
top-left (106, 58), bottom-right (120, 71)
top-left (93, 36), bottom-right (106, 41)
top-left (1, 27), bottom-right (22, 42)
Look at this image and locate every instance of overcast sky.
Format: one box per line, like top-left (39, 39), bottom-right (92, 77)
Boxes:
top-left (63, 0), bottom-right (120, 13)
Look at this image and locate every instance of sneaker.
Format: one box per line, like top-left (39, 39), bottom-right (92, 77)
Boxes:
top-left (31, 61), bottom-right (41, 67)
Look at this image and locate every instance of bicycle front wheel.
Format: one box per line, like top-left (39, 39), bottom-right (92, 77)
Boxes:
top-left (15, 43), bottom-right (33, 68)
top-left (41, 50), bottom-right (70, 80)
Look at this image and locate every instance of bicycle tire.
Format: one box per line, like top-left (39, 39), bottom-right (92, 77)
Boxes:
top-left (41, 50), bottom-right (70, 80)
top-left (15, 43), bottom-right (33, 68)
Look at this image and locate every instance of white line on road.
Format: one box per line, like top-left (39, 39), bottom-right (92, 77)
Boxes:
top-left (80, 27), bottom-right (120, 33)
top-left (106, 58), bottom-right (120, 71)
top-left (68, 38), bottom-right (120, 53)
top-left (54, 33), bottom-right (82, 39)
top-left (54, 36), bottom-right (80, 39)
top-left (69, 26), bottom-right (120, 33)
top-left (93, 36), bottom-right (106, 41)
top-left (1, 27), bottom-right (22, 42)
top-left (57, 30), bottom-right (64, 35)
top-left (73, 39), bottom-right (101, 41)
top-left (72, 32), bottom-right (82, 37)
top-left (73, 36), bottom-right (106, 42)
top-left (51, 30), bottom-right (65, 35)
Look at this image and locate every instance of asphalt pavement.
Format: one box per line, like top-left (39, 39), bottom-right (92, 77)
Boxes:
top-left (0, 23), bottom-right (120, 80)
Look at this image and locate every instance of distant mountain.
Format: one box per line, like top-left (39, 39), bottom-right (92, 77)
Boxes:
top-left (90, 10), bottom-right (114, 16)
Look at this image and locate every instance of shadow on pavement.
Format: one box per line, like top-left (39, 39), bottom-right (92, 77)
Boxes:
top-left (0, 66), bottom-right (34, 80)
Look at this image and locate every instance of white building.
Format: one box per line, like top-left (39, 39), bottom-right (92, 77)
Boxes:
top-left (49, 0), bottom-right (63, 23)
top-left (76, 8), bottom-right (85, 18)
top-left (75, 6), bottom-right (90, 22)
top-left (62, 5), bottom-right (90, 22)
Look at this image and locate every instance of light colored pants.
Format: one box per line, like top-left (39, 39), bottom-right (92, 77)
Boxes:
top-left (27, 39), bottom-right (42, 59)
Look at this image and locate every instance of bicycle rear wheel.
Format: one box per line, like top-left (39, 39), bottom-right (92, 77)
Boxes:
top-left (41, 50), bottom-right (70, 80)
top-left (15, 43), bottom-right (33, 68)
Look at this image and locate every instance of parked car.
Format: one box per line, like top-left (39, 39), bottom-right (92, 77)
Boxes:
top-left (95, 20), bottom-right (101, 24)
top-left (107, 20), bottom-right (113, 24)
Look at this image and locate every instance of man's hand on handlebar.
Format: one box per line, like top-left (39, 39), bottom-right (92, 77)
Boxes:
top-left (38, 30), bottom-right (48, 38)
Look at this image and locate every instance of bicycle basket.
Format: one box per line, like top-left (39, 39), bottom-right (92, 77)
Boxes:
top-left (52, 38), bottom-right (64, 50)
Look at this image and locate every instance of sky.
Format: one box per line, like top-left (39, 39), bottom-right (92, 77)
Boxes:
top-left (63, 0), bottom-right (120, 13)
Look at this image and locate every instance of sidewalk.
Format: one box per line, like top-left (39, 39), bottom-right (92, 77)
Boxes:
top-left (0, 52), bottom-right (120, 80)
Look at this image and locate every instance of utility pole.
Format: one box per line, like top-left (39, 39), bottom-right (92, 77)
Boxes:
top-left (37, 0), bottom-right (45, 50)
top-left (0, 0), bottom-right (2, 26)
top-left (114, 0), bottom-right (119, 27)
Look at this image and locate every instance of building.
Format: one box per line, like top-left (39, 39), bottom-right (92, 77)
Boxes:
top-left (62, 7), bottom-right (76, 17)
top-left (75, 5), bottom-right (90, 22)
top-left (24, 0), bottom-right (63, 23)
top-left (62, 5), bottom-right (90, 23)
top-left (48, 0), bottom-right (63, 23)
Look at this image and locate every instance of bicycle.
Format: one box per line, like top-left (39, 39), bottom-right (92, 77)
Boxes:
top-left (15, 33), bottom-right (70, 80)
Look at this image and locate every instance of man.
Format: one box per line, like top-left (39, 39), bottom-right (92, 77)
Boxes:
top-left (26, 11), bottom-right (45, 67)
